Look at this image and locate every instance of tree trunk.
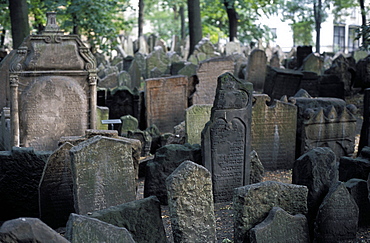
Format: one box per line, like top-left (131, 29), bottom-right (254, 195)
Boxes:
top-left (187, 0), bottom-right (202, 58)
top-left (359, 0), bottom-right (366, 43)
top-left (138, 0), bottom-right (144, 38)
top-left (72, 13), bottom-right (79, 35)
top-left (224, 0), bottom-right (239, 42)
top-left (180, 5), bottom-right (186, 41)
top-left (314, 0), bottom-right (322, 53)
top-left (9, 0), bottom-right (30, 49)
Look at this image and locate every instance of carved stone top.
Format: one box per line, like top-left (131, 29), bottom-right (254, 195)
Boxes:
top-left (43, 12), bottom-right (62, 34)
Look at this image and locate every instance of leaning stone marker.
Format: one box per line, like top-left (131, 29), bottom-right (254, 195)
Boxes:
top-left (39, 142), bottom-right (75, 229)
top-left (202, 72), bottom-right (253, 203)
top-left (166, 161), bottom-right (216, 243)
top-left (185, 104), bottom-right (212, 145)
top-left (345, 178), bottom-right (370, 226)
top-left (145, 75), bottom-right (188, 133)
top-left (249, 207), bottom-right (310, 243)
top-left (245, 49), bottom-right (267, 92)
top-left (314, 182), bottom-right (359, 242)
top-left (69, 135), bottom-right (136, 214)
top-left (65, 214), bottom-right (135, 243)
top-left (233, 181), bottom-right (308, 243)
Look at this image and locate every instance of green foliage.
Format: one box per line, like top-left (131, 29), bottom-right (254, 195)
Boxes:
top-left (356, 22), bottom-right (370, 51)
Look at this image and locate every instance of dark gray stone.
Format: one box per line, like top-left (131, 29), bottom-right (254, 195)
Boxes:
top-left (166, 161), bottom-right (216, 242)
top-left (318, 74), bottom-right (345, 99)
top-left (245, 49), bottom-right (267, 92)
top-left (106, 87), bottom-right (141, 123)
top-left (324, 54), bottom-right (353, 96)
top-left (249, 207), bottom-right (309, 243)
top-left (339, 147), bottom-right (370, 182)
top-left (0, 147), bottom-right (51, 221)
top-left (359, 89), bottom-right (370, 152)
top-left (89, 196), bottom-right (166, 243)
top-left (39, 142), bottom-right (75, 229)
top-left (233, 181), bottom-right (308, 243)
top-left (296, 45), bottom-right (312, 68)
top-left (345, 178), bottom-right (370, 226)
top-left (249, 150), bottom-right (264, 184)
top-left (202, 72), bottom-right (253, 203)
top-left (314, 182), bottom-right (359, 242)
top-left (65, 213), bottom-right (135, 243)
top-left (0, 217), bottom-right (69, 243)
top-left (144, 143), bottom-right (201, 205)
top-left (127, 130), bottom-right (152, 157)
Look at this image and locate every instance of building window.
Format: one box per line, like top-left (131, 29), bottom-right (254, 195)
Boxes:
top-left (333, 25), bottom-right (345, 53)
top-left (348, 26), bottom-right (360, 52)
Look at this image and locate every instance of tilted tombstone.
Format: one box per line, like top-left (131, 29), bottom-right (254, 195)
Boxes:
top-left (188, 38), bottom-right (220, 65)
top-left (324, 54), bottom-right (353, 96)
top-left (192, 56), bottom-right (234, 105)
top-left (127, 130), bottom-right (151, 157)
top-left (292, 147), bottom-right (338, 238)
top-left (354, 55), bottom-right (370, 89)
top-left (249, 207), bottom-right (310, 243)
top-left (202, 72), bottom-right (253, 203)
top-left (119, 114), bottom-right (139, 136)
top-left (166, 161), bottom-right (216, 243)
top-left (69, 135), bottom-right (136, 214)
top-left (233, 181), bottom-right (308, 243)
top-left (269, 52), bottom-right (281, 68)
top-left (291, 90), bottom-right (357, 159)
top-left (0, 147), bottom-right (51, 222)
top-left (345, 178), bottom-right (370, 226)
top-left (245, 49), bottom-right (267, 92)
top-left (98, 72), bottom-right (119, 89)
top-left (251, 94), bottom-right (297, 170)
top-left (339, 146), bottom-right (370, 182)
top-left (88, 196), bottom-right (167, 243)
top-left (185, 104), bottom-right (212, 145)
top-left (145, 75), bottom-right (188, 133)
top-left (296, 45), bottom-right (312, 68)
top-left (65, 214), bottom-right (135, 243)
top-left (225, 41), bottom-right (241, 56)
top-left (6, 13), bottom-right (97, 151)
top-left (314, 182), bottom-right (359, 242)
top-left (264, 66), bottom-right (303, 100)
top-left (145, 46), bottom-right (170, 78)
top-left (301, 53), bottom-right (324, 75)
top-left (39, 142), bottom-right (75, 229)
top-left (249, 150), bottom-right (264, 184)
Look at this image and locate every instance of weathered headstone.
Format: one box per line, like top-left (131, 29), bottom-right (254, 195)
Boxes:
top-left (292, 147), bottom-right (338, 237)
top-left (145, 75), bottom-right (188, 133)
top-left (127, 130), bottom-right (151, 157)
top-left (249, 150), bottom-right (264, 184)
top-left (202, 72), bottom-right (253, 203)
top-left (188, 38), bottom-right (219, 64)
top-left (96, 106), bottom-right (109, 130)
top-left (106, 86), bottom-right (141, 122)
top-left (299, 71), bottom-right (320, 97)
top-left (233, 181), bottom-right (308, 243)
top-left (264, 66), bottom-right (303, 100)
top-left (339, 146), bottom-right (370, 182)
top-left (6, 13), bottom-right (97, 151)
top-left (269, 52), bottom-right (281, 68)
top-left (166, 161), bottom-right (216, 243)
top-left (146, 46), bottom-right (170, 78)
top-left (318, 74), bottom-right (345, 99)
top-left (225, 41), bottom-right (241, 56)
top-left (314, 182), bottom-right (359, 242)
top-left (0, 50), bottom-right (16, 112)
top-left (291, 90), bottom-right (357, 159)
top-left (0, 147), bottom-right (51, 221)
top-left (245, 49), bottom-right (267, 92)
top-left (251, 94), bottom-right (297, 170)
top-left (39, 142), bottom-right (75, 229)
top-left (249, 207), bottom-right (310, 243)
top-left (296, 45), bottom-right (312, 68)
top-left (65, 213), bottom-right (135, 243)
top-left (185, 104), bottom-right (212, 145)
top-left (89, 196), bottom-right (167, 243)
top-left (359, 89), bottom-right (370, 152)
top-left (324, 54), bottom-right (353, 96)
top-left (69, 135), bottom-right (136, 214)
top-left (0, 217), bottom-right (69, 243)
top-left (192, 56), bottom-right (234, 105)
top-left (345, 178), bottom-right (370, 226)
top-left (354, 55), bottom-right (370, 89)
top-left (144, 143), bottom-right (201, 204)
top-left (0, 107), bottom-right (11, 151)
top-left (120, 114), bottom-right (138, 136)
top-left (301, 53), bottom-right (324, 75)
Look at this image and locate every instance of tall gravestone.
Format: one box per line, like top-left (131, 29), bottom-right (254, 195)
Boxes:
top-left (69, 135), bottom-right (136, 214)
top-left (202, 72), bottom-right (253, 203)
top-left (145, 75), bottom-right (188, 133)
top-left (6, 13), bottom-right (97, 151)
top-left (192, 56), bottom-right (234, 105)
top-left (251, 94), bottom-right (297, 170)
top-left (245, 49), bottom-right (267, 92)
top-left (185, 104), bottom-right (212, 145)
top-left (166, 161), bottom-right (216, 243)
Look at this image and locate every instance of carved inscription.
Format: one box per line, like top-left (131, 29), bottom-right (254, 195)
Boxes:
top-left (20, 76), bottom-right (88, 151)
top-left (210, 118), bottom-right (246, 202)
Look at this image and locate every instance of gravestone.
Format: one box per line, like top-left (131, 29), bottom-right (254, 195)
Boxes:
top-left (301, 53), bottom-right (324, 75)
top-left (144, 143), bottom-right (201, 205)
top-left (127, 130), bottom-right (151, 157)
top-left (269, 52), bottom-right (280, 68)
top-left (292, 147), bottom-right (338, 238)
top-left (185, 104), bottom-right (212, 145)
top-left (339, 146), bottom-right (370, 182)
top-left (324, 54), bottom-right (353, 96)
top-left (0, 50), bottom-right (16, 112)
top-left (314, 182), bottom-right (358, 242)
top-left (192, 56), bottom-right (234, 105)
top-left (359, 89), bottom-right (370, 152)
top-left (0, 217), bottom-right (69, 243)
top-left (166, 161), bottom-right (216, 243)
top-left (119, 114), bottom-right (138, 136)
top-left (96, 106), bottom-right (109, 130)
top-left (145, 75), bottom-right (188, 133)
top-left (296, 46), bottom-right (312, 68)
top-left (0, 147), bottom-right (51, 221)
top-left (0, 107), bottom-right (11, 151)
top-left (251, 94), bottom-right (297, 170)
top-left (244, 49), bottom-right (267, 92)
top-left (318, 74), bottom-right (345, 99)
top-left (98, 72), bottom-right (119, 89)
top-left (299, 71), bottom-right (320, 97)
top-left (354, 55), bottom-right (370, 89)
top-left (249, 207), bottom-right (310, 243)
top-left (69, 135), bottom-right (136, 214)
top-left (233, 181), bottom-right (308, 243)
top-left (6, 13), bottom-right (97, 151)
top-left (345, 178), bottom-right (370, 226)
top-left (202, 72), bottom-right (253, 203)
top-left (188, 38), bottom-right (219, 64)
top-left (89, 196), bottom-right (167, 243)
top-left (146, 46), bottom-right (170, 78)
top-left (291, 90), bottom-right (357, 159)
top-left (65, 214), bottom-right (135, 243)
top-left (39, 142), bottom-right (75, 229)
top-left (225, 41), bottom-right (241, 56)
top-left (249, 150), bottom-right (264, 184)
top-left (264, 66), bottom-right (303, 100)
